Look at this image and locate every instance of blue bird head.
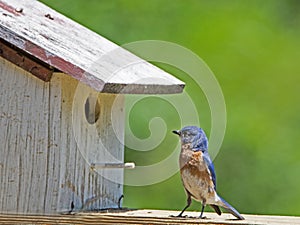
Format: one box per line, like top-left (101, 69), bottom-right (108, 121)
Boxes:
top-left (173, 126), bottom-right (208, 151)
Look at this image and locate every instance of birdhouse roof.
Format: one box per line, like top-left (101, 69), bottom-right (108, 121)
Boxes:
top-left (0, 0), bottom-right (185, 94)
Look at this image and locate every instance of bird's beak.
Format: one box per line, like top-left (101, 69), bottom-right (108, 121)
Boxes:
top-left (172, 130), bottom-right (180, 136)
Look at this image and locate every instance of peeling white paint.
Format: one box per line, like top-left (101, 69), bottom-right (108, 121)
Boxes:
top-left (0, 57), bottom-right (124, 214)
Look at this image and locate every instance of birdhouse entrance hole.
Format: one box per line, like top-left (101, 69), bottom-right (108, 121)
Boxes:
top-left (85, 94), bottom-right (100, 124)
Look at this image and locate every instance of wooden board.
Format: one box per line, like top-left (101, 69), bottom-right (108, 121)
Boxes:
top-left (0, 0), bottom-right (184, 94)
top-left (0, 210), bottom-right (299, 225)
top-left (0, 57), bottom-right (124, 213)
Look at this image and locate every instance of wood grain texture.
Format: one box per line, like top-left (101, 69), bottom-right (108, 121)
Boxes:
top-left (0, 210), bottom-right (299, 225)
top-left (0, 0), bottom-right (184, 94)
top-left (0, 57), bottom-right (124, 214)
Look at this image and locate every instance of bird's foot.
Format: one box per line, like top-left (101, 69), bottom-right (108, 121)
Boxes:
top-left (169, 214), bottom-right (188, 218)
top-left (199, 216), bottom-right (207, 219)
top-left (170, 214), bottom-right (207, 219)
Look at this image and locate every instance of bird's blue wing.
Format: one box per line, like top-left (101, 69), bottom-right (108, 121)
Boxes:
top-left (202, 151), bottom-right (217, 190)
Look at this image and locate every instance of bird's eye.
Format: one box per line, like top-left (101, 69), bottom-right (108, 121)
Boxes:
top-left (182, 132), bottom-right (189, 137)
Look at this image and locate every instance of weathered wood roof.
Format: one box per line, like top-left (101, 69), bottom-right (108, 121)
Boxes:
top-left (0, 0), bottom-right (184, 94)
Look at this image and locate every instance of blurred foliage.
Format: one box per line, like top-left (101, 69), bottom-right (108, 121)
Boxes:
top-left (40, 0), bottom-right (300, 216)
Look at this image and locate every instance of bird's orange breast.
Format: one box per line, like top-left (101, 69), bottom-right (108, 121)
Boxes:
top-left (180, 150), bottom-right (216, 201)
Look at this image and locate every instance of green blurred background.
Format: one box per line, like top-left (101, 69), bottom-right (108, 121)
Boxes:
top-left (41, 0), bottom-right (300, 216)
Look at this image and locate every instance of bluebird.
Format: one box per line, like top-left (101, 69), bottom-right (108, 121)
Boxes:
top-left (173, 126), bottom-right (244, 220)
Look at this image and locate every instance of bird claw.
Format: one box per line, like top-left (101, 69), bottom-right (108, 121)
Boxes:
top-left (169, 214), bottom-right (188, 218)
top-left (170, 214), bottom-right (209, 219)
top-left (199, 216), bottom-right (207, 219)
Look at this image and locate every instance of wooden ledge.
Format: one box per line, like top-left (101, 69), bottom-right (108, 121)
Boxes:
top-left (0, 209), bottom-right (299, 225)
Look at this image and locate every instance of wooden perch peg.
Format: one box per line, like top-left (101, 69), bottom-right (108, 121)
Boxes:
top-left (90, 162), bottom-right (135, 170)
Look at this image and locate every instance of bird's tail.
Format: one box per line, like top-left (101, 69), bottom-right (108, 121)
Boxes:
top-left (218, 197), bottom-right (245, 220)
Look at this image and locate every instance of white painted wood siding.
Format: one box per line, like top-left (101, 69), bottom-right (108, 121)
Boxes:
top-left (0, 57), bottom-right (124, 214)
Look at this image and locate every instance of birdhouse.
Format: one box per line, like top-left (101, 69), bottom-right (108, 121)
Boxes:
top-left (0, 0), bottom-right (184, 214)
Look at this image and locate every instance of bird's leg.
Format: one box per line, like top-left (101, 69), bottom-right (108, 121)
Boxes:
top-left (199, 201), bottom-right (206, 219)
top-left (177, 195), bottom-right (191, 217)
